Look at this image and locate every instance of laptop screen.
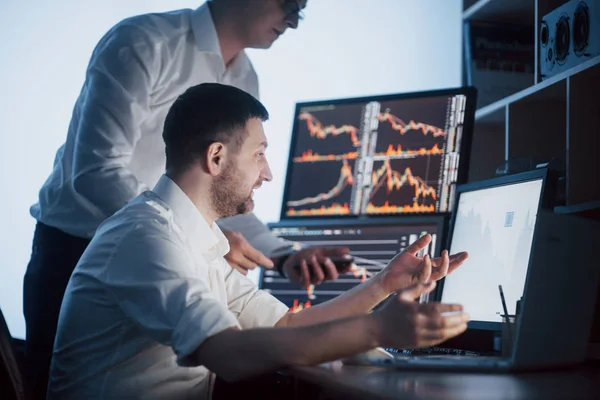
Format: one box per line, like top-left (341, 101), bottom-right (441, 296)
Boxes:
top-left (440, 174), bottom-right (545, 329)
top-left (262, 217), bottom-right (444, 311)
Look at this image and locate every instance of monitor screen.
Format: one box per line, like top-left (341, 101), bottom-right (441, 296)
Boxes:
top-left (261, 218), bottom-right (443, 311)
top-left (281, 87), bottom-right (476, 219)
top-left (440, 173), bottom-right (545, 329)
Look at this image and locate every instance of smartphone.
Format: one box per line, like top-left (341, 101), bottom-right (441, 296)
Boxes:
top-left (291, 255), bottom-right (354, 276)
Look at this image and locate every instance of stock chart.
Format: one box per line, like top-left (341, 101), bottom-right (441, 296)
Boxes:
top-left (262, 222), bottom-right (440, 311)
top-left (283, 93), bottom-right (469, 217)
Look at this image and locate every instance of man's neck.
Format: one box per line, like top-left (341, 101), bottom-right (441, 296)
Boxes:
top-left (167, 172), bottom-right (218, 226)
top-left (208, 0), bottom-right (245, 67)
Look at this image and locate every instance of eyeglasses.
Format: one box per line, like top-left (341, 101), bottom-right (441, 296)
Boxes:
top-left (283, 0), bottom-right (305, 22)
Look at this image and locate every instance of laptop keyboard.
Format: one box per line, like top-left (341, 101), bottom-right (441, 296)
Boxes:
top-left (385, 346), bottom-right (481, 357)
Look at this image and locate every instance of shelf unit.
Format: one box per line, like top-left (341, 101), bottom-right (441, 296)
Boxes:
top-left (462, 0), bottom-right (600, 209)
top-left (462, 0), bottom-right (600, 359)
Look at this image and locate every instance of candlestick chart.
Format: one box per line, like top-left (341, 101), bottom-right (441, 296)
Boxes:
top-left (283, 93), bottom-right (466, 217)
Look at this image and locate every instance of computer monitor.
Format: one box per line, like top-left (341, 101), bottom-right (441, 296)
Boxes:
top-left (280, 86), bottom-right (477, 219)
top-left (261, 217), bottom-right (445, 311)
top-left (438, 169), bottom-right (553, 330)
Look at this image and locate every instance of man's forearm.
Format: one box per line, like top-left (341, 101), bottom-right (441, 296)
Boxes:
top-left (279, 276), bottom-right (389, 327)
top-left (195, 313), bottom-right (380, 382)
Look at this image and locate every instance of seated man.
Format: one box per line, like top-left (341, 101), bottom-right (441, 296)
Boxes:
top-left (48, 83), bottom-right (470, 399)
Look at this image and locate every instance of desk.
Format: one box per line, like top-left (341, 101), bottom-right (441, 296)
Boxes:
top-left (286, 361), bottom-right (600, 400)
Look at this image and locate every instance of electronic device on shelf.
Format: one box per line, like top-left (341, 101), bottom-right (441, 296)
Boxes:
top-left (540, 0), bottom-right (600, 80)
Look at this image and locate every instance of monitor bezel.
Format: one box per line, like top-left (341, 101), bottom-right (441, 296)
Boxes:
top-left (435, 168), bottom-right (556, 331)
top-left (278, 86), bottom-right (478, 221)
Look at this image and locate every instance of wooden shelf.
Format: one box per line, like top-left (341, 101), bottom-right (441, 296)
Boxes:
top-left (475, 54), bottom-right (600, 123)
top-left (463, 0), bottom-right (535, 24)
top-left (555, 201), bottom-right (600, 220)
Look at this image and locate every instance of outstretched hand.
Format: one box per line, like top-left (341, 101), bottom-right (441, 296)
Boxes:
top-left (376, 234), bottom-right (468, 294)
top-left (375, 281), bottom-right (470, 349)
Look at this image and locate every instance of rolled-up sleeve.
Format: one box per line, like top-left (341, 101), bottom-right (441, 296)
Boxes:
top-left (223, 266), bottom-right (289, 329)
top-left (103, 224), bottom-right (239, 366)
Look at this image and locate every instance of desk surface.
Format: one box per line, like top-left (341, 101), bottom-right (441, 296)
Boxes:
top-left (288, 361), bottom-right (600, 400)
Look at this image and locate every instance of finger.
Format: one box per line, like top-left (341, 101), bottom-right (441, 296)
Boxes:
top-left (449, 251), bottom-right (468, 263)
top-left (229, 263), bottom-right (249, 275)
top-left (242, 244), bottom-right (274, 269)
top-left (448, 252), bottom-right (469, 274)
top-left (431, 250), bottom-right (449, 280)
top-left (227, 252), bottom-right (259, 271)
top-left (421, 312), bottom-right (470, 330)
top-left (310, 255), bottom-right (325, 285)
top-left (421, 254), bottom-right (433, 282)
top-left (413, 254), bottom-right (437, 282)
top-left (431, 250), bottom-right (449, 267)
top-left (419, 323), bottom-right (469, 345)
top-left (398, 281), bottom-right (436, 301)
top-left (322, 257), bottom-right (339, 281)
top-left (299, 259), bottom-right (311, 286)
top-left (404, 234), bottom-right (432, 255)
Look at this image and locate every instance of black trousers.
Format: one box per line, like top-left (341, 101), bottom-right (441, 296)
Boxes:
top-left (22, 222), bottom-right (90, 399)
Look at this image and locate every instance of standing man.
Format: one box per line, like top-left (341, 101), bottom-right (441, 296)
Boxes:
top-left (24, 1), bottom-right (348, 397)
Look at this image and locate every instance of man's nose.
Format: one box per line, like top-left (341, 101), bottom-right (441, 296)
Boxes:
top-left (262, 160), bottom-right (273, 182)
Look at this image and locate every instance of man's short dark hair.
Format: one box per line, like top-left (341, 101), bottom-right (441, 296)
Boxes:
top-left (163, 83), bottom-right (269, 172)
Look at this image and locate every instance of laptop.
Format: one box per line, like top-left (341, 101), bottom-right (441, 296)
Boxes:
top-left (361, 169), bottom-right (600, 371)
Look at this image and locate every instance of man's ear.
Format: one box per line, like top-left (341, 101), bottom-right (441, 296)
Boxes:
top-left (206, 142), bottom-right (227, 176)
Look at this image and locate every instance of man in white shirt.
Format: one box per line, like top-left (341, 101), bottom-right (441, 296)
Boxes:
top-left (47, 82), bottom-right (470, 399)
top-left (24, 1), bottom-right (351, 397)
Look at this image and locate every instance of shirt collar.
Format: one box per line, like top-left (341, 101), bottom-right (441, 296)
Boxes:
top-left (152, 174), bottom-right (230, 260)
top-left (190, 3), bottom-right (253, 78)
top-left (190, 3), bottom-right (221, 55)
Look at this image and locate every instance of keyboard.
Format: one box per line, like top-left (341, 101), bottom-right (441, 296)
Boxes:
top-left (385, 346), bottom-right (481, 357)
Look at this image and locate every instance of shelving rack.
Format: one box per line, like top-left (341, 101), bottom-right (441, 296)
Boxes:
top-left (462, 0), bottom-right (600, 358)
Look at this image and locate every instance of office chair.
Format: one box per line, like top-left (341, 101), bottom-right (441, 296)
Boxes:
top-left (0, 305), bottom-right (26, 400)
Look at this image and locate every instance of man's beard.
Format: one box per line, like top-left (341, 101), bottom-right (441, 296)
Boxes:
top-left (210, 161), bottom-right (255, 219)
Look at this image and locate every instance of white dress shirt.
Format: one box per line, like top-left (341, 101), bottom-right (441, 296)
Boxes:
top-left (47, 175), bottom-right (290, 399)
top-left (29, 4), bottom-right (290, 256)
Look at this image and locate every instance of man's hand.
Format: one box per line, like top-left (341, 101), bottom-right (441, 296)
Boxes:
top-left (374, 281), bottom-right (469, 349)
top-left (376, 234), bottom-right (468, 294)
top-left (282, 247), bottom-right (351, 286)
top-left (222, 230), bottom-right (274, 275)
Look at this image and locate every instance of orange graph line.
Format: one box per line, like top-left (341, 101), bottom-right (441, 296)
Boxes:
top-left (367, 160), bottom-right (437, 213)
top-left (299, 112), bottom-right (359, 147)
top-left (293, 149), bottom-right (359, 162)
top-left (287, 160), bottom-right (354, 207)
top-left (367, 201), bottom-right (435, 213)
top-left (290, 299), bottom-right (311, 313)
top-left (287, 203), bottom-right (351, 217)
top-left (349, 264), bottom-right (374, 283)
top-left (375, 143), bottom-right (444, 157)
top-left (378, 111), bottom-right (446, 137)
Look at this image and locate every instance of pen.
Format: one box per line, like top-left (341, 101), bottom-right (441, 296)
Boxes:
top-left (498, 285), bottom-right (513, 341)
